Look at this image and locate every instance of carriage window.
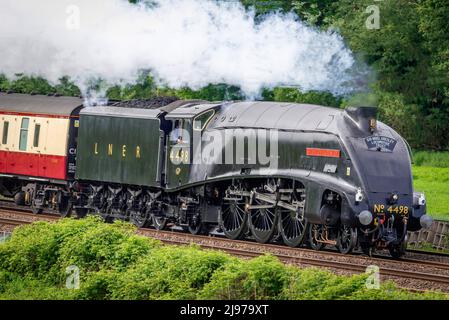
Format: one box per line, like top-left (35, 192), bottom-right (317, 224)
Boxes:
top-left (33, 124), bottom-right (41, 147)
top-left (193, 110), bottom-right (215, 131)
top-left (19, 118), bottom-right (29, 151)
top-left (2, 121), bottom-right (9, 144)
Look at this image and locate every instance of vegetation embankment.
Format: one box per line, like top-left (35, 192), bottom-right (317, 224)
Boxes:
top-left (0, 217), bottom-right (447, 300)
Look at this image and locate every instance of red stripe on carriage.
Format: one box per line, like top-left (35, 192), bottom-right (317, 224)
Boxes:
top-left (0, 150), bottom-right (67, 180)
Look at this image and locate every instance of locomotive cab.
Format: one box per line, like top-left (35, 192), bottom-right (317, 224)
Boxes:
top-left (164, 103), bottom-right (220, 190)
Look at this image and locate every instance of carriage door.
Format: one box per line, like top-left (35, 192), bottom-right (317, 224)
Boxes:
top-left (165, 118), bottom-right (192, 189)
top-left (0, 120), bottom-right (9, 172)
top-left (66, 116), bottom-right (79, 180)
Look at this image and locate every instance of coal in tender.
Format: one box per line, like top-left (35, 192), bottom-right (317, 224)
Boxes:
top-left (109, 96), bottom-right (179, 109)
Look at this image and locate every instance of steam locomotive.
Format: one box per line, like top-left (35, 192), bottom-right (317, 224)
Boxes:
top-left (0, 93), bottom-right (431, 257)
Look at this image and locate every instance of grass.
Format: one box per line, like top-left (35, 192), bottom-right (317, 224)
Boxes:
top-left (411, 242), bottom-right (449, 255)
top-left (410, 151), bottom-right (449, 220)
top-left (412, 165), bottom-right (449, 221)
top-left (412, 151), bottom-right (449, 168)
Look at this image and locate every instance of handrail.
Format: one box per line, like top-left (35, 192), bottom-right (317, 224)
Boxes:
top-left (404, 138), bottom-right (414, 165)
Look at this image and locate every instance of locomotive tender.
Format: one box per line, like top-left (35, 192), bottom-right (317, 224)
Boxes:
top-left (0, 93), bottom-right (431, 257)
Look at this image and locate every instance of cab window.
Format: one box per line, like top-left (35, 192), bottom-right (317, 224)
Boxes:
top-left (193, 110), bottom-right (215, 131)
top-left (170, 120), bottom-right (182, 143)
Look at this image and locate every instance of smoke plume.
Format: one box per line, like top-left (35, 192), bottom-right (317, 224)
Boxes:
top-left (0, 0), bottom-right (367, 98)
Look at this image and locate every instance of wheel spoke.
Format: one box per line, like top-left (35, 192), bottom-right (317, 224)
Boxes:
top-left (232, 209), bottom-right (238, 230)
top-left (338, 225), bottom-right (356, 254)
top-left (235, 205), bottom-right (246, 215)
top-left (248, 193), bottom-right (277, 243)
top-left (221, 198), bottom-right (247, 240)
top-left (278, 182), bottom-right (307, 247)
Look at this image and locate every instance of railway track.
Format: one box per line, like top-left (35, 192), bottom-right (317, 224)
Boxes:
top-left (1, 206), bottom-right (449, 292)
top-left (136, 228), bottom-right (449, 289)
top-left (0, 217), bottom-right (24, 226)
top-left (408, 248), bottom-right (449, 258)
top-left (1, 198), bottom-right (448, 259)
top-left (0, 207), bottom-right (59, 224)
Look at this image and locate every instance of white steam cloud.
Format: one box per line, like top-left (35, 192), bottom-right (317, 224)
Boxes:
top-left (0, 0), bottom-right (367, 98)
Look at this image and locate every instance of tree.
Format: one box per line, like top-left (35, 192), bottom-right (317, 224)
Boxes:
top-left (417, 0), bottom-right (449, 108)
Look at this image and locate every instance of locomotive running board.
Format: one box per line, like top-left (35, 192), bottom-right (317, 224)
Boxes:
top-left (316, 239), bottom-right (337, 245)
top-left (254, 191), bottom-right (303, 212)
top-left (278, 188), bottom-right (305, 194)
top-left (246, 204), bottom-right (275, 210)
top-left (223, 190), bottom-right (251, 202)
top-left (226, 189), bottom-right (304, 212)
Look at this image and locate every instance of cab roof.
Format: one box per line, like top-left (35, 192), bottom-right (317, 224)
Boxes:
top-left (164, 102), bottom-right (222, 119)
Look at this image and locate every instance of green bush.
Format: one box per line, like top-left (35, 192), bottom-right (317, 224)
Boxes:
top-left (281, 267), bottom-right (449, 300)
top-left (57, 221), bottom-right (155, 273)
top-left (199, 255), bottom-right (289, 300)
top-left (281, 268), bottom-right (366, 300)
top-left (75, 270), bottom-right (120, 300)
top-left (0, 217), bottom-right (159, 285)
top-left (105, 245), bottom-right (231, 300)
top-left (0, 220), bottom-right (67, 279)
top-left (0, 217), bottom-right (448, 300)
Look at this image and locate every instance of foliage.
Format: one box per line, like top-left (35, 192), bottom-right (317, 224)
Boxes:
top-left (106, 72), bottom-right (158, 100)
top-left (0, 75), bottom-right (80, 97)
top-left (328, 0), bottom-right (449, 150)
top-left (281, 268), bottom-right (367, 299)
top-left (0, 218), bottom-right (448, 300)
top-left (0, 217), bottom-right (159, 286)
top-left (240, 0), bottom-right (294, 17)
top-left (240, 0), bottom-right (336, 26)
top-left (280, 267), bottom-right (446, 300)
top-left (376, 90), bottom-right (449, 150)
top-left (267, 87), bottom-right (342, 107)
top-left (199, 255), bottom-right (289, 300)
top-left (331, 1), bottom-right (429, 97)
top-left (104, 245), bottom-right (230, 300)
top-left (167, 84), bottom-right (244, 102)
top-left (417, 0), bottom-right (449, 108)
